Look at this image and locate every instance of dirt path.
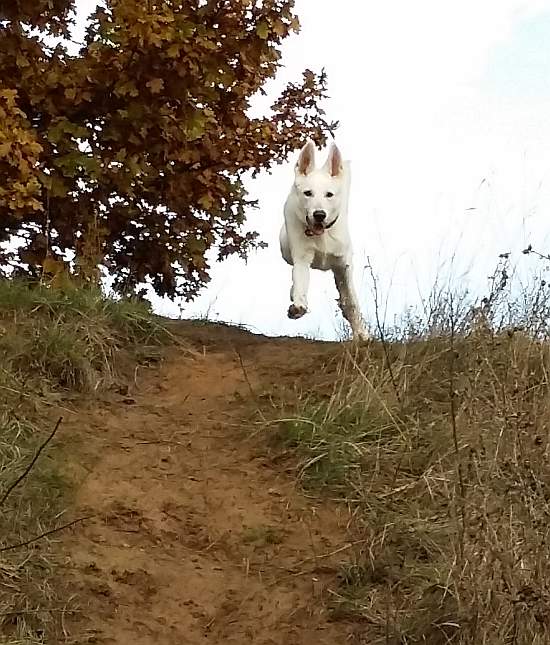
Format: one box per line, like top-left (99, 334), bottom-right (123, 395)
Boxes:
top-left (63, 324), bottom-right (356, 644)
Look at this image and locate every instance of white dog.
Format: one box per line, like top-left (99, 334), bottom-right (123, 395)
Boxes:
top-left (279, 139), bottom-right (367, 340)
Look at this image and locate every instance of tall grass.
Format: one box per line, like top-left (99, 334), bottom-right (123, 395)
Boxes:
top-left (268, 255), bottom-right (550, 644)
top-left (0, 280), bottom-right (171, 391)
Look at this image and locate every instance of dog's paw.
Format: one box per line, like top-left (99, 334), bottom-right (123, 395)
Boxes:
top-left (288, 304), bottom-right (307, 319)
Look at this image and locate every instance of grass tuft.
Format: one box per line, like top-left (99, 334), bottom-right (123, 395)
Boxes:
top-left (0, 280), bottom-right (171, 391)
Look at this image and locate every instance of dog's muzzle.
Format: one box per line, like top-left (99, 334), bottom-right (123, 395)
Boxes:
top-left (313, 210), bottom-right (326, 223)
top-left (305, 214), bottom-right (339, 237)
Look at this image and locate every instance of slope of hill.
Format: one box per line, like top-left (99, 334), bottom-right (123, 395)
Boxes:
top-left (62, 323), bottom-right (356, 644)
top-left (2, 282), bottom-right (550, 645)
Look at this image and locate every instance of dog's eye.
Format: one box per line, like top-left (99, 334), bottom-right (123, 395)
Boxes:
top-left (325, 191), bottom-right (334, 198)
top-left (303, 190), bottom-right (313, 197)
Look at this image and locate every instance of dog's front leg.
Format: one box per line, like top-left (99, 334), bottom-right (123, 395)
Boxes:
top-left (288, 260), bottom-right (311, 319)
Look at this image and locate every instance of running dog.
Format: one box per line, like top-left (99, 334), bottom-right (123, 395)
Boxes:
top-left (279, 139), bottom-right (367, 340)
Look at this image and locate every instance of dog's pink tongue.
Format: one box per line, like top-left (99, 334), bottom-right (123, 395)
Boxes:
top-left (312, 224), bottom-right (324, 235)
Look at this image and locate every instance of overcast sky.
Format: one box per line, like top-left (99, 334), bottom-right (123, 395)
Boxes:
top-left (73, 0), bottom-right (550, 339)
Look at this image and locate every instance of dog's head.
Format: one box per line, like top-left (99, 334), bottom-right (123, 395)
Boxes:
top-left (292, 139), bottom-right (346, 236)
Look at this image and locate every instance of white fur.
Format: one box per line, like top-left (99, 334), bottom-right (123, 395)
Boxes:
top-left (279, 139), bottom-right (367, 340)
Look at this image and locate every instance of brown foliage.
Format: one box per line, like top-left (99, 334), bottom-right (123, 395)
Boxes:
top-left (0, 0), bottom-right (335, 298)
top-left (0, 0), bottom-right (74, 34)
top-left (0, 90), bottom-right (43, 216)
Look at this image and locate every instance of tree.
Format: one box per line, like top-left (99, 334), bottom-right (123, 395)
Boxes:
top-left (0, 0), bottom-right (336, 299)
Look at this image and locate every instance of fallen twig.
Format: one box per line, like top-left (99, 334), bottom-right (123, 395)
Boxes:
top-left (269, 539), bottom-right (366, 586)
top-left (0, 515), bottom-right (92, 552)
top-left (0, 416), bottom-right (63, 509)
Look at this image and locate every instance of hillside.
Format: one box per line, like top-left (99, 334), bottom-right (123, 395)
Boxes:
top-left (2, 282), bottom-right (550, 645)
top-left (62, 323), bottom-right (355, 644)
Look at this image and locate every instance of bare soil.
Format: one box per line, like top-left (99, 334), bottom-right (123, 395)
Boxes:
top-left (62, 323), bottom-right (357, 644)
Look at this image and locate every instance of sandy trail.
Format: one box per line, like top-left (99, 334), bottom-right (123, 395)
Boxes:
top-left (63, 325), bottom-right (356, 644)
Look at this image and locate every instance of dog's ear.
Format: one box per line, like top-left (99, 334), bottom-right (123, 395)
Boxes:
top-left (295, 139), bottom-right (316, 176)
top-left (324, 142), bottom-right (343, 177)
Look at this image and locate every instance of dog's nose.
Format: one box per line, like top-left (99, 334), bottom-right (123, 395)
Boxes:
top-left (313, 210), bottom-right (326, 223)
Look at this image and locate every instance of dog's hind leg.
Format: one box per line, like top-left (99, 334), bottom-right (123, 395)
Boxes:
top-left (333, 264), bottom-right (368, 340)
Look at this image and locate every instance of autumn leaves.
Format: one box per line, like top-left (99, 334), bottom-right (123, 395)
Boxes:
top-left (0, 1), bottom-right (334, 299)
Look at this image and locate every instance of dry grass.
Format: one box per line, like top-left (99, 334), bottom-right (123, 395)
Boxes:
top-left (267, 259), bottom-right (550, 644)
top-left (0, 374), bottom-right (72, 643)
top-left (0, 280), bottom-right (171, 392)
top-left (0, 279), bottom-right (170, 643)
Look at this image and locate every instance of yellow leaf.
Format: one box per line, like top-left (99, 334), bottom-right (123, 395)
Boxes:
top-left (290, 16), bottom-right (300, 32)
top-left (42, 257), bottom-right (65, 275)
top-left (16, 55), bottom-right (30, 68)
top-left (198, 194), bottom-right (214, 210)
top-left (115, 81), bottom-right (139, 97)
top-left (256, 21), bottom-right (269, 39)
top-left (272, 20), bottom-right (286, 37)
top-left (65, 87), bottom-right (77, 100)
top-left (146, 78), bottom-right (165, 94)
top-left (167, 44), bottom-right (180, 58)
